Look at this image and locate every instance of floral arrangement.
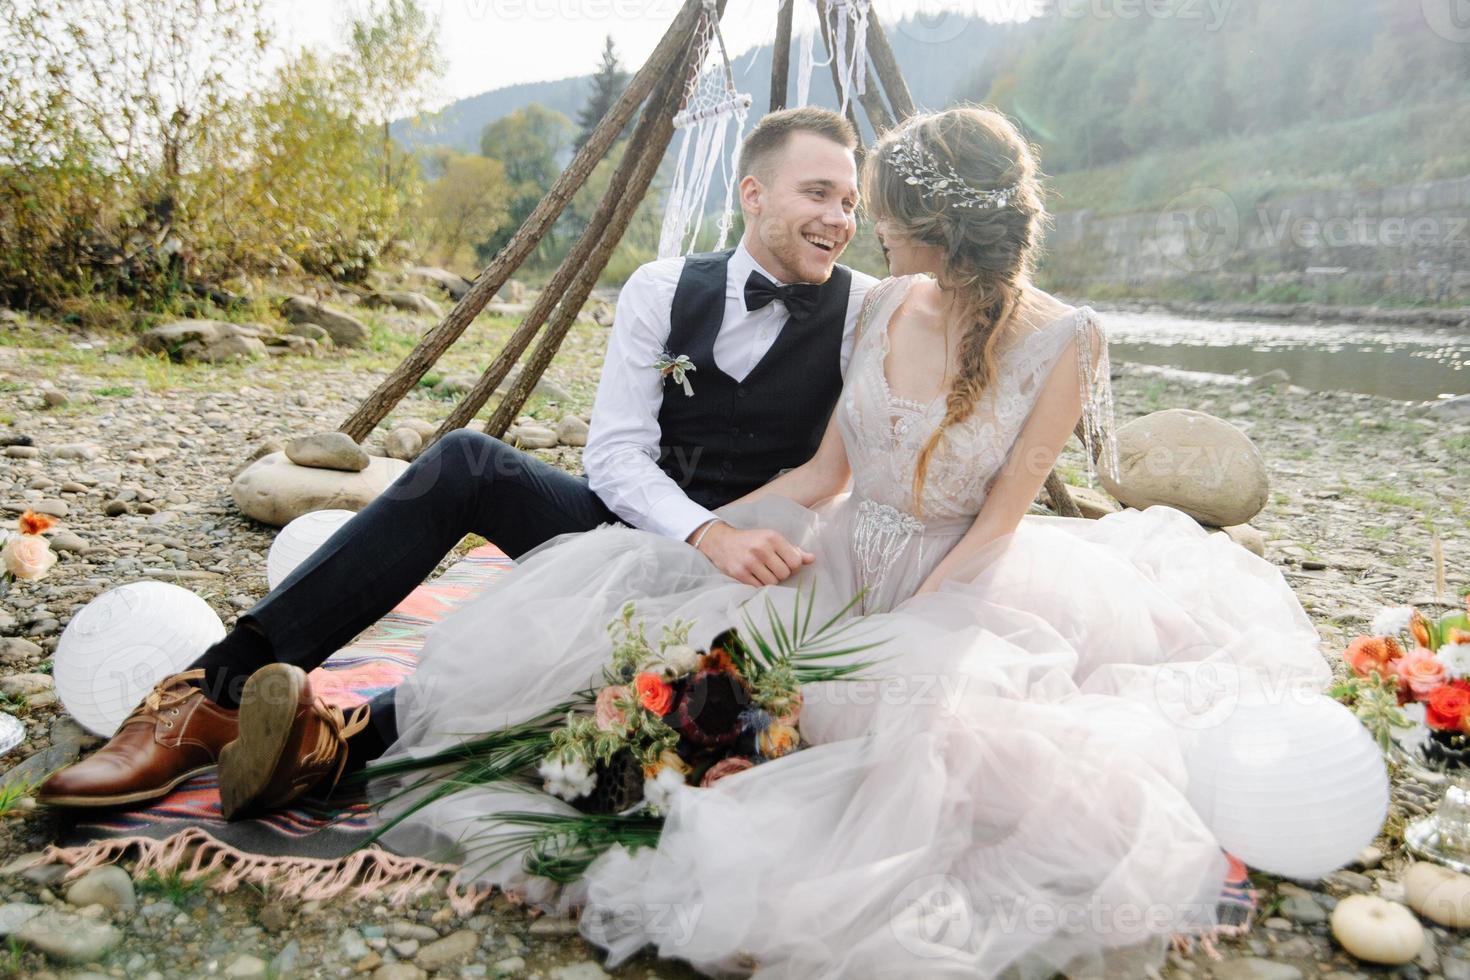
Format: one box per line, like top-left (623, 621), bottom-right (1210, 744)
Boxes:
top-left (358, 587), bottom-right (881, 883)
top-left (1333, 594), bottom-right (1470, 761)
top-left (0, 510), bottom-right (58, 593)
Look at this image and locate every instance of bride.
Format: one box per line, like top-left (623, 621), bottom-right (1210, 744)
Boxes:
top-left (369, 106), bottom-right (1354, 978)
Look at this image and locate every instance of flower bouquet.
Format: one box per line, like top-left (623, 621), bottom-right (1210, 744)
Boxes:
top-left (356, 586), bottom-right (883, 884)
top-left (1332, 594), bottom-right (1470, 869)
top-left (0, 510), bottom-right (59, 597)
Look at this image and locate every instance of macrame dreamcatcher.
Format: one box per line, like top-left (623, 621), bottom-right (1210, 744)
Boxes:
top-left (657, 0), bottom-right (754, 258)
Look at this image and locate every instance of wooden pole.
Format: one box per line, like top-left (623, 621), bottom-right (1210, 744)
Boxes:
top-left (431, 40), bottom-right (692, 439)
top-left (338, 0), bottom-right (709, 443)
top-left (770, 0), bottom-right (794, 112)
top-left (865, 9), bottom-right (916, 121)
top-left (483, 21), bottom-right (705, 438)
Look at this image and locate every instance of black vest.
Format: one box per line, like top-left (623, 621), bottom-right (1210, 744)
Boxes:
top-left (655, 249), bottom-right (853, 510)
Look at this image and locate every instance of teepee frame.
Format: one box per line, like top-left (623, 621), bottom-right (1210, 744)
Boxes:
top-left (339, 0), bottom-right (1088, 517)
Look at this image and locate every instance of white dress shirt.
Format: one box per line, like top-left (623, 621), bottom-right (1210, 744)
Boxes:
top-left (584, 240), bottom-right (877, 542)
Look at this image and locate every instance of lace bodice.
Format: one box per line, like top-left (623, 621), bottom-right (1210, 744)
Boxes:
top-left (839, 274), bottom-right (1115, 529)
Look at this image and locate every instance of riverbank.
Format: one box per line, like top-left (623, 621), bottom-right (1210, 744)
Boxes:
top-left (1083, 296), bottom-right (1470, 330)
top-left (0, 307), bottom-right (1468, 977)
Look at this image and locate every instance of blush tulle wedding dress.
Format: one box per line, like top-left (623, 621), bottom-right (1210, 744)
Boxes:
top-left (369, 276), bottom-right (1369, 978)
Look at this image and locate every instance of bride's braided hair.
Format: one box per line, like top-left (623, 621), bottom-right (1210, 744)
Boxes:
top-left (860, 106), bottom-right (1047, 514)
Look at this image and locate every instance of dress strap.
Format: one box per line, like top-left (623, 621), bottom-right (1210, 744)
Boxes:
top-left (1074, 308), bottom-right (1121, 487)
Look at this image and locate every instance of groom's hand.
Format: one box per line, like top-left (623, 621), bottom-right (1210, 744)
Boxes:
top-left (691, 522), bottom-right (814, 587)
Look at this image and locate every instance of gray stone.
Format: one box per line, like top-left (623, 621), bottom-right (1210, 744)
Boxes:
top-left (1210, 959), bottom-right (1303, 980)
top-left (0, 638), bottom-right (41, 663)
top-left (231, 452), bottom-right (409, 527)
top-left (1425, 394), bottom-right (1470, 420)
top-left (102, 500), bottom-right (128, 517)
top-left (555, 416), bottom-right (589, 447)
top-left (505, 424), bottom-right (558, 451)
top-left (0, 902), bottom-right (43, 936)
top-left (1099, 409), bottom-right (1270, 527)
top-left (42, 389), bottom-right (68, 407)
top-left (284, 432), bottom-right (370, 473)
top-left (1216, 523), bottom-right (1266, 557)
top-left (270, 938), bottom-right (301, 977)
top-left (387, 920), bottom-right (438, 942)
top-left (549, 965), bottom-right (611, 980)
top-left (3, 446), bottom-right (38, 459)
top-left (0, 673), bottom-right (53, 697)
top-left (366, 291), bottom-right (442, 318)
top-left (414, 929), bottom-right (477, 970)
top-left (136, 320), bottom-right (269, 363)
top-left (15, 909), bottom-right (120, 962)
top-left (284, 321), bottom-right (331, 344)
top-left (63, 866), bottom-right (136, 913)
top-left (384, 427), bottom-right (423, 462)
top-left (51, 443), bottom-right (100, 461)
top-left (372, 964), bottom-right (427, 980)
top-left (1278, 892), bottom-right (1327, 925)
top-left (404, 266), bottom-right (471, 300)
top-left (224, 953), bottom-right (269, 978)
top-left (1250, 368), bottom-right (1292, 389)
top-left (31, 498), bottom-right (68, 518)
top-left (49, 532), bottom-right (87, 555)
top-left (280, 296), bottom-right (369, 348)
top-left (338, 926), bottom-right (371, 960)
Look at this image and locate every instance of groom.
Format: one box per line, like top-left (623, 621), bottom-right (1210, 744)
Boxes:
top-left (38, 106), bottom-right (875, 817)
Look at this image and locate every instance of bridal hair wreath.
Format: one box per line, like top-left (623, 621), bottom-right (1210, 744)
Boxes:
top-left (886, 129), bottom-right (1023, 212)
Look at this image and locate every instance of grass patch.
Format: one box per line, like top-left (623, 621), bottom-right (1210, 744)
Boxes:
top-left (1361, 487), bottom-right (1430, 511)
top-left (0, 777), bottom-right (35, 819)
top-left (94, 385), bottom-right (135, 397)
top-left (137, 868), bottom-right (216, 905)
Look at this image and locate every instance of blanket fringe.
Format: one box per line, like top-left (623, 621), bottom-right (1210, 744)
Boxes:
top-left (28, 828), bottom-right (494, 916)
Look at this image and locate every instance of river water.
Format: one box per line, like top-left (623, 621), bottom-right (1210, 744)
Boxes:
top-left (1101, 310), bottom-right (1470, 400)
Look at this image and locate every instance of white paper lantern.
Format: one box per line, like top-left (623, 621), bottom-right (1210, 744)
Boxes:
top-left (266, 509), bottom-right (356, 591)
top-left (55, 582), bottom-right (226, 737)
top-left (1185, 694), bottom-right (1389, 881)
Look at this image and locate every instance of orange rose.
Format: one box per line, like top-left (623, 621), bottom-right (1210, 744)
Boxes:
top-left (1412, 609), bottom-right (1434, 650)
top-left (1426, 681), bottom-right (1470, 732)
top-left (700, 756), bottom-right (755, 787)
top-left (1343, 635), bottom-right (1404, 680)
top-left (17, 510), bottom-right (55, 536)
top-left (1394, 646), bottom-right (1447, 699)
top-left (635, 672), bottom-right (674, 717)
top-left (1449, 628), bottom-right (1470, 647)
top-left (757, 723), bottom-right (799, 760)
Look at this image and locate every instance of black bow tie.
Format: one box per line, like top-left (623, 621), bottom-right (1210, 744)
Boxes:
top-left (743, 271), bottom-right (821, 323)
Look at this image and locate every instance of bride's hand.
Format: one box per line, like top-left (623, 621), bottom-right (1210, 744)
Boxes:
top-left (691, 521), bottom-right (814, 587)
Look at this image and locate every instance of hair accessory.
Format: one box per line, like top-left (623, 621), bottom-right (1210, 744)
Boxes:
top-left (886, 129), bottom-right (1022, 211)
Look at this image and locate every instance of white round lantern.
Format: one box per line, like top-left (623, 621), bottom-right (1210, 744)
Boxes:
top-left (266, 509), bottom-right (355, 590)
top-left (55, 582), bottom-right (226, 736)
top-left (1185, 694), bottom-right (1388, 881)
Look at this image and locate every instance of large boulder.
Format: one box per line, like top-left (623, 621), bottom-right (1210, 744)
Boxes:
top-left (136, 320), bottom-right (269, 363)
top-left (1099, 409), bottom-right (1269, 527)
top-left (231, 452), bottom-right (409, 526)
top-left (366, 291), bottom-right (443, 318)
top-left (280, 295), bottom-right (369, 348)
top-left (404, 266), bottom-right (471, 300)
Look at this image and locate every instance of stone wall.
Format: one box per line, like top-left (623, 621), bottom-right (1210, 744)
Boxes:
top-left (1042, 176), bottom-right (1470, 303)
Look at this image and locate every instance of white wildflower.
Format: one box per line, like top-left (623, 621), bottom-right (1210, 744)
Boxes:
top-left (1437, 643), bottom-right (1470, 681)
top-left (1371, 606), bottom-right (1414, 639)
top-left (650, 644), bottom-right (701, 681)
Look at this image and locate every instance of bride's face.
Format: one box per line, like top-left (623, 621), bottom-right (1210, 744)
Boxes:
top-left (873, 218), bottom-right (945, 278)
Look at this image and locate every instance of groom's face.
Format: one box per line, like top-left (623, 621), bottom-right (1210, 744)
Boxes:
top-left (740, 131), bottom-right (858, 285)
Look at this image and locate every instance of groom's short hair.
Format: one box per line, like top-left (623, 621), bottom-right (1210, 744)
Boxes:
top-left (738, 107), bottom-right (858, 182)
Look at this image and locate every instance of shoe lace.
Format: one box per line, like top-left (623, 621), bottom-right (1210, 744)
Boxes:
top-left (127, 668), bottom-right (208, 728)
top-left (310, 698), bottom-right (372, 792)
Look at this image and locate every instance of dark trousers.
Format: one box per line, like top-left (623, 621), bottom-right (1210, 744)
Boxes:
top-left (230, 429), bottom-right (618, 751)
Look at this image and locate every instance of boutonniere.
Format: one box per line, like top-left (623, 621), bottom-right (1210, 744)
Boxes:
top-left (653, 351), bottom-right (696, 397)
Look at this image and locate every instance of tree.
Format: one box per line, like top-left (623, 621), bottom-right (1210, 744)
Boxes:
top-left (574, 36), bottom-right (629, 152)
top-left (421, 154), bottom-right (512, 269)
top-left (476, 104), bottom-right (572, 263)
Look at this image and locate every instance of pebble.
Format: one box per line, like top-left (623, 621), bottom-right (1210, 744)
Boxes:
top-left (285, 432), bottom-right (370, 473)
top-left (548, 965), bottom-right (611, 980)
top-left (30, 498), bottom-right (68, 518)
top-left (49, 531), bottom-right (87, 555)
top-left (387, 920), bottom-right (438, 942)
top-left (62, 865), bottom-right (136, 913)
top-left (103, 500), bottom-right (128, 517)
top-left (3, 446), bottom-right (39, 459)
top-left (1278, 892), bottom-right (1327, 925)
top-left (224, 953), bottom-right (270, 978)
top-left (413, 929), bottom-right (477, 970)
top-left (15, 909), bottom-right (121, 962)
top-left (52, 443), bottom-right (99, 461)
top-left (372, 964), bottom-right (427, 980)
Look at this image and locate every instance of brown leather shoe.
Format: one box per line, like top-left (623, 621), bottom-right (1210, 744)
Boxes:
top-left (217, 663), bottom-right (370, 821)
top-left (37, 669), bottom-right (238, 807)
